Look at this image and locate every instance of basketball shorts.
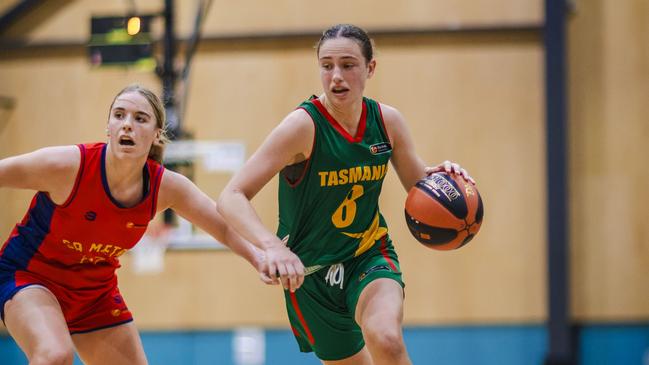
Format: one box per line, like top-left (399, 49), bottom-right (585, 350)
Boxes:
top-left (284, 235), bottom-right (404, 361)
top-left (0, 269), bottom-right (132, 334)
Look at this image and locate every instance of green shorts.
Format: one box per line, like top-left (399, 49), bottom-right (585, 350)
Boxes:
top-left (284, 235), bottom-right (404, 361)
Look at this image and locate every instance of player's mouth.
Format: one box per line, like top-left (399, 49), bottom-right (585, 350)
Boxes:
top-left (119, 135), bottom-right (136, 146)
top-left (331, 86), bottom-right (349, 95)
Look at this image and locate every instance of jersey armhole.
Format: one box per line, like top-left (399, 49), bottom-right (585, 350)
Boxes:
top-left (59, 144), bottom-right (86, 208)
top-left (149, 164), bottom-right (165, 219)
top-left (376, 103), bottom-right (392, 145)
top-left (281, 107), bottom-right (316, 188)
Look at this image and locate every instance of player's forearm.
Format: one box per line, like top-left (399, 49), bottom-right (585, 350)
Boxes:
top-left (221, 225), bottom-right (263, 269)
top-left (217, 190), bottom-right (281, 250)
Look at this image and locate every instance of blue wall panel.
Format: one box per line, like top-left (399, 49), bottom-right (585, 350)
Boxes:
top-left (579, 324), bottom-right (649, 365)
top-left (1, 324), bottom-right (647, 365)
top-left (0, 336), bottom-right (25, 364)
top-left (405, 326), bottom-right (545, 365)
top-left (142, 331), bottom-right (231, 365)
top-left (265, 329), bottom-right (320, 364)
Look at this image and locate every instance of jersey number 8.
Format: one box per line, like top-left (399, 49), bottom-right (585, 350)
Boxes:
top-left (331, 184), bottom-right (364, 228)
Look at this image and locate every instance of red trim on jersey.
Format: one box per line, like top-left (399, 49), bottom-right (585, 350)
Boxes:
top-left (59, 144), bottom-right (86, 208)
top-left (289, 291), bottom-right (315, 345)
top-left (380, 236), bottom-right (397, 271)
top-left (311, 98), bottom-right (367, 143)
top-left (149, 164), bottom-right (164, 219)
top-left (376, 102), bottom-right (392, 145)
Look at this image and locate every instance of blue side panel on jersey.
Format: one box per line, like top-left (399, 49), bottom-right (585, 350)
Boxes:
top-left (0, 193), bottom-right (55, 271)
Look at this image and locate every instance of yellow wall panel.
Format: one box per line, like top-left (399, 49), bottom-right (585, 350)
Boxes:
top-left (0, 37), bottom-right (545, 327)
top-left (9, 0), bottom-right (541, 41)
top-left (569, 0), bottom-right (649, 321)
top-left (4, 0), bottom-right (646, 329)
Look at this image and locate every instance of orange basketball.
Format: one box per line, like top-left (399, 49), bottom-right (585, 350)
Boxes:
top-left (404, 172), bottom-right (483, 250)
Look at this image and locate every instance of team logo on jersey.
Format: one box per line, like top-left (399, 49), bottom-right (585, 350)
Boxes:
top-left (84, 211), bottom-right (97, 221)
top-left (126, 222), bottom-right (147, 229)
top-left (110, 308), bottom-right (130, 317)
top-left (358, 265), bottom-right (391, 282)
top-left (369, 142), bottom-right (392, 155)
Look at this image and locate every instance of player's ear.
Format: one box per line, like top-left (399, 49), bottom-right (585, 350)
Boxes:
top-left (367, 59), bottom-right (376, 79)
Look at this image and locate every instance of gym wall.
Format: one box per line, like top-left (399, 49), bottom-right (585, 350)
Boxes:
top-left (0, 1), bottom-right (647, 363)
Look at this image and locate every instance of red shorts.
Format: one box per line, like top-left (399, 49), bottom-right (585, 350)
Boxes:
top-left (0, 270), bottom-right (133, 334)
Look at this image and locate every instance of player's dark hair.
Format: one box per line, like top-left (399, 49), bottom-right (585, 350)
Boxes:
top-left (316, 24), bottom-right (374, 63)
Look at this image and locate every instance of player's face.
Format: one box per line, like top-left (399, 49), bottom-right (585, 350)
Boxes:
top-left (107, 91), bottom-right (159, 159)
top-left (318, 37), bottom-right (375, 107)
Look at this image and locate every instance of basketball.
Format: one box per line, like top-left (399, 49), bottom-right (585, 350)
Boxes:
top-left (404, 172), bottom-right (483, 250)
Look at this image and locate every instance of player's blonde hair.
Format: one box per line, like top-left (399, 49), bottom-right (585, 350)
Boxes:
top-left (109, 84), bottom-right (168, 163)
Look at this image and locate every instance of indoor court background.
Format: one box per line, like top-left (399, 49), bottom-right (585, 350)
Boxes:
top-left (0, 0), bottom-right (647, 364)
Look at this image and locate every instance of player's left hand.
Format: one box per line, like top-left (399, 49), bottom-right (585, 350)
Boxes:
top-left (426, 160), bottom-right (475, 184)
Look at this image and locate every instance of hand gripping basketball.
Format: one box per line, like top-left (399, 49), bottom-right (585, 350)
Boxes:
top-left (405, 172), bottom-right (483, 250)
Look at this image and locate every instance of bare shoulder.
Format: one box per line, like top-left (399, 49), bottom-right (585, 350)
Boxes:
top-left (36, 145), bottom-right (81, 171)
top-left (0, 144), bottom-right (81, 199)
top-left (158, 168), bottom-right (190, 195)
top-left (9, 145), bottom-right (81, 178)
top-left (157, 168), bottom-right (193, 210)
top-left (278, 108), bottom-right (315, 136)
top-left (378, 102), bottom-right (408, 138)
top-left (263, 108), bottom-right (315, 162)
top-left (160, 168), bottom-right (192, 189)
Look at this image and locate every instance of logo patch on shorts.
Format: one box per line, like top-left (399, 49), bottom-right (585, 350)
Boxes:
top-left (369, 142), bottom-right (392, 155)
top-left (358, 265), bottom-right (391, 282)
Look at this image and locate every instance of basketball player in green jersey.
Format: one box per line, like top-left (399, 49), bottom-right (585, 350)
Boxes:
top-left (218, 24), bottom-right (473, 365)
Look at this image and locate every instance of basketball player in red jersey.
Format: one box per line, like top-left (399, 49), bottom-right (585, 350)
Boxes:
top-left (0, 85), bottom-right (271, 365)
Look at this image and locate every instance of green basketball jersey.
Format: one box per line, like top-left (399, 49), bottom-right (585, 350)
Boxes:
top-left (277, 96), bottom-right (393, 268)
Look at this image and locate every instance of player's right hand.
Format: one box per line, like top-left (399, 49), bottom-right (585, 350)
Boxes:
top-left (253, 249), bottom-right (279, 285)
top-left (264, 242), bottom-right (305, 292)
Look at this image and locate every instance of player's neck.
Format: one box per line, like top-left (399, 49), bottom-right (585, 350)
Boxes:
top-left (104, 151), bottom-right (145, 189)
top-left (321, 95), bottom-right (362, 131)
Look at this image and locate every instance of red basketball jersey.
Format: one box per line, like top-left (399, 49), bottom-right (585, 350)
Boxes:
top-left (0, 143), bottom-right (164, 289)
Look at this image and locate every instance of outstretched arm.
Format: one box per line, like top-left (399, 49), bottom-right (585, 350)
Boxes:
top-left (217, 109), bottom-right (314, 292)
top-left (0, 146), bottom-right (80, 203)
top-left (157, 170), bottom-right (272, 282)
